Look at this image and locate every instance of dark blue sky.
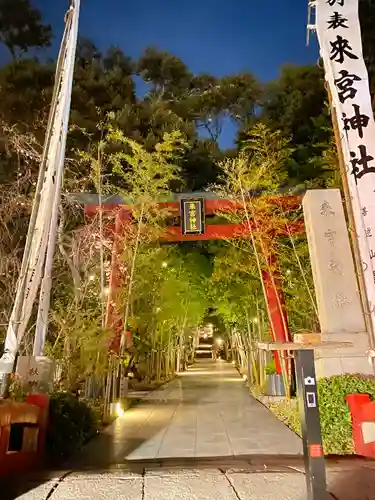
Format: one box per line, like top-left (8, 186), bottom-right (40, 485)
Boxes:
top-left (32, 0), bottom-right (319, 148)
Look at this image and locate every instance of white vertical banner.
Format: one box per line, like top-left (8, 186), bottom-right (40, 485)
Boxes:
top-left (316, 0), bottom-right (375, 333)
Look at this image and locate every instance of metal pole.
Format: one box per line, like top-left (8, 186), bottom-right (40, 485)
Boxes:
top-left (294, 349), bottom-right (330, 500)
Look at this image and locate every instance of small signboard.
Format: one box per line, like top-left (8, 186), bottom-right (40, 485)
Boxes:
top-left (180, 198), bottom-right (205, 235)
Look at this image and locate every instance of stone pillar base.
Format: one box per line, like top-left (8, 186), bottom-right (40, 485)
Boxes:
top-left (314, 332), bottom-right (373, 378)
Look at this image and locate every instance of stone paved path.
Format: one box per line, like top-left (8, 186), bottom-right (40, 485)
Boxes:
top-left (12, 466), bottom-right (375, 499)
top-left (72, 359), bottom-right (301, 467)
top-left (14, 469), bottom-right (309, 500)
top-left (8, 361), bottom-right (375, 499)
top-left (6, 360), bottom-right (309, 499)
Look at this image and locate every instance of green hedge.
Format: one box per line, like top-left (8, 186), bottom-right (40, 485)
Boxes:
top-left (46, 392), bottom-right (99, 462)
top-left (270, 374), bottom-right (375, 455)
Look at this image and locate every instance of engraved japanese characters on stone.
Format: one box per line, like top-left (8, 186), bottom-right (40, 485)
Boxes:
top-left (320, 201), bottom-right (335, 216)
top-left (324, 229), bottom-right (337, 245)
top-left (329, 259), bottom-right (343, 275)
top-left (333, 293), bottom-right (351, 308)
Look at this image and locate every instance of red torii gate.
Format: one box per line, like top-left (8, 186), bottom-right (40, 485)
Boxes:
top-left (84, 195), bottom-right (304, 373)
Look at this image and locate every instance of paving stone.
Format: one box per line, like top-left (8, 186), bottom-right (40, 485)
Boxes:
top-left (157, 447), bottom-right (195, 458)
top-left (144, 469), bottom-right (237, 500)
top-left (195, 447), bottom-right (233, 457)
top-left (8, 480), bottom-right (57, 500)
top-left (227, 472), bottom-right (306, 499)
top-left (327, 468), bottom-right (375, 500)
top-left (47, 475), bottom-right (143, 500)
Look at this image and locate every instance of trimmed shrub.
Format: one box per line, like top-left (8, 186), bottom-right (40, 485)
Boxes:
top-left (318, 374), bottom-right (375, 454)
top-left (46, 392), bottom-right (99, 462)
top-left (269, 374), bottom-right (375, 455)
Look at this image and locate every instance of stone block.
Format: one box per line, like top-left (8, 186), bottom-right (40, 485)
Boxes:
top-left (315, 356), bottom-right (373, 378)
top-left (315, 332), bottom-right (370, 358)
top-left (16, 356), bottom-right (55, 392)
top-left (303, 189), bottom-right (365, 334)
top-left (341, 356), bottom-right (374, 375)
top-left (314, 357), bottom-right (343, 378)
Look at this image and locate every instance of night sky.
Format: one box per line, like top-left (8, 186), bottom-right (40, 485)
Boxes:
top-left (29, 1), bottom-right (320, 147)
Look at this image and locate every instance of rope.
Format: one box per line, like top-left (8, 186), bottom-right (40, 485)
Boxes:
top-left (97, 144), bottom-right (106, 329)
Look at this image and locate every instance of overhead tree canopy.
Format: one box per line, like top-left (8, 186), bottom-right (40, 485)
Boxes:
top-left (0, 0), bottom-right (52, 59)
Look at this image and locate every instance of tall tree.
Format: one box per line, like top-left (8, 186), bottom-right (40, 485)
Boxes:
top-left (241, 64), bottom-right (333, 189)
top-left (0, 0), bottom-right (52, 59)
top-left (137, 47), bottom-right (261, 144)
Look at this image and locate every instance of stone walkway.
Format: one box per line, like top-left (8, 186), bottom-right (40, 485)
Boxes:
top-left (72, 359), bottom-right (302, 467)
top-left (15, 469), bottom-right (309, 500)
top-left (9, 361), bottom-right (375, 499)
top-left (13, 466), bottom-right (375, 500)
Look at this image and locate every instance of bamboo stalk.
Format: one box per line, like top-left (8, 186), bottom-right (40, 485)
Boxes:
top-left (245, 310), bottom-right (260, 386)
top-left (238, 180), bottom-right (290, 398)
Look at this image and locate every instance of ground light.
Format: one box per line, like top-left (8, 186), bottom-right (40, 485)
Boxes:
top-left (111, 401), bottom-right (125, 417)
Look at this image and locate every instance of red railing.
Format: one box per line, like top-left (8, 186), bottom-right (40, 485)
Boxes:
top-left (0, 394), bottom-right (49, 478)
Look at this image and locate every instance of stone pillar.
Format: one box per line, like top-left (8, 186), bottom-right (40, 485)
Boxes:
top-left (302, 189), bottom-right (372, 378)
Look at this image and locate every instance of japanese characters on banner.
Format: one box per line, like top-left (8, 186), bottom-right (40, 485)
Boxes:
top-left (316, 0), bottom-right (375, 331)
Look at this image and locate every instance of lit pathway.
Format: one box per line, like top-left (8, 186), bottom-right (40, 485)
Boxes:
top-left (12, 362), bottom-right (374, 499)
top-left (72, 359), bottom-right (302, 466)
